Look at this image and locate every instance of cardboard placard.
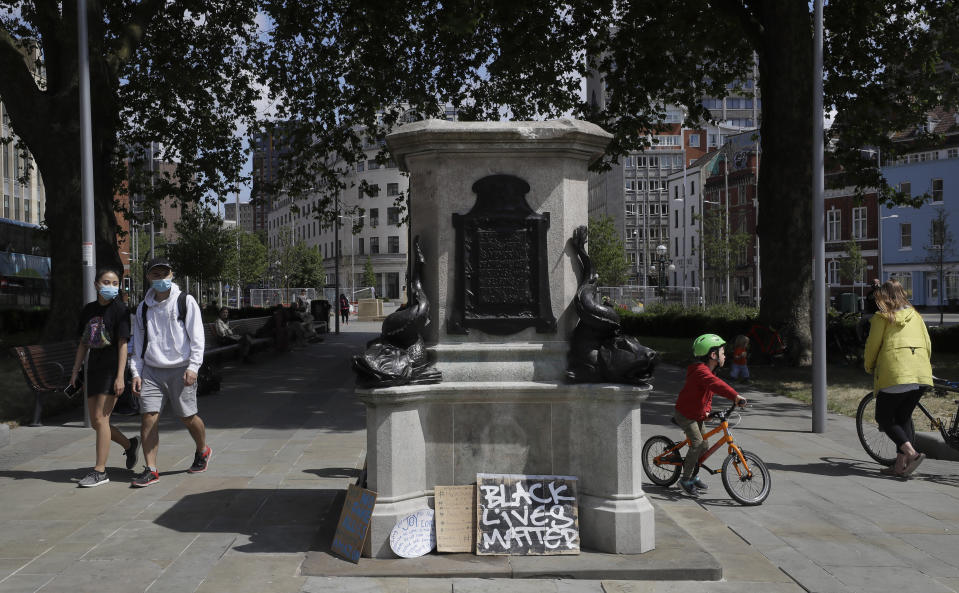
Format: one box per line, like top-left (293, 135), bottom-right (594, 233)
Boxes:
top-left (434, 485), bottom-right (475, 552)
top-left (331, 484), bottom-right (376, 563)
top-left (476, 473), bottom-right (580, 556)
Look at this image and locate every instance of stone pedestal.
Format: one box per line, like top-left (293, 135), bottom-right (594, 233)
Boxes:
top-left (359, 120), bottom-right (655, 557)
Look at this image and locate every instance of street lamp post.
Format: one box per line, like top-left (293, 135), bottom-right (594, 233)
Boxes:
top-left (655, 244), bottom-right (675, 303)
top-left (338, 214), bottom-right (365, 300)
top-left (878, 213), bottom-right (899, 283)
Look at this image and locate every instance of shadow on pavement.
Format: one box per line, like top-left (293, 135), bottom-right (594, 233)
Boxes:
top-left (154, 487), bottom-right (345, 555)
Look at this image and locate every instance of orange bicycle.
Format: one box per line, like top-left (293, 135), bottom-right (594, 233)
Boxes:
top-left (642, 401), bottom-right (771, 505)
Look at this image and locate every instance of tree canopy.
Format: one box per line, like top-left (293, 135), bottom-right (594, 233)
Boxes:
top-left (256, 0), bottom-right (957, 363)
top-left (587, 215), bottom-right (630, 287)
top-left (0, 1), bottom-right (260, 337)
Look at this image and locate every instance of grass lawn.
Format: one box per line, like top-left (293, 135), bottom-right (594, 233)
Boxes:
top-left (641, 335), bottom-right (959, 424)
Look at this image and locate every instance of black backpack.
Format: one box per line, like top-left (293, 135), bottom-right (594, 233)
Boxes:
top-left (140, 292), bottom-right (188, 358)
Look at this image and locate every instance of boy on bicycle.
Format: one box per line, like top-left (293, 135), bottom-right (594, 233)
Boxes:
top-left (675, 334), bottom-right (747, 497)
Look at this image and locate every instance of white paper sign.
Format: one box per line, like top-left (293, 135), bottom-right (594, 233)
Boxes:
top-left (389, 508), bottom-right (436, 558)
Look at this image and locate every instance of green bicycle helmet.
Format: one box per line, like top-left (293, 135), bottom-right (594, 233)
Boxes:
top-left (692, 333), bottom-right (726, 357)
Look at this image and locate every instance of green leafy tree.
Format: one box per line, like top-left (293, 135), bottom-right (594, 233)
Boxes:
top-left (0, 2), bottom-right (259, 337)
top-left (290, 245), bottom-right (324, 289)
top-left (587, 216), bottom-right (629, 287)
top-left (223, 229), bottom-right (268, 292)
top-left (166, 206), bottom-right (232, 303)
top-left (698, 209), bottom-right (752, 303)
top-left (924, 208), bottom-right (956, 326)
top-left (363, 256), bottom-right (376, 290)
top-left (257, 0), bottom-right (958, 364)
top-left (838, 239), bottom-right (867, 289)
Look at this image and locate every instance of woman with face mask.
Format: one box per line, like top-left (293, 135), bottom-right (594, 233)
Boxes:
top-left (69, 268), bottom-right (139, 487)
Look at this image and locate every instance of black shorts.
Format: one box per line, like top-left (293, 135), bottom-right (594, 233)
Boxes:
top-left (86, 349), bottom-right (120, 397)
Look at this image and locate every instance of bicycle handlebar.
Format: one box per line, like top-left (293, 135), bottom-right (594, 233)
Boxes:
top-left (933, 376), bottom-right (959, 390)
top-left (708, 399), bottom-right (746, 421)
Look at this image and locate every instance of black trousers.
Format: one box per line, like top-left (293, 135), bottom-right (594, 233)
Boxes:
top-left (875, 388), bottom-right (924, 450)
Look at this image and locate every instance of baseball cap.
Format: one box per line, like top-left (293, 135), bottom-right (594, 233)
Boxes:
top-left (146, 256), bottom-right (173, 272)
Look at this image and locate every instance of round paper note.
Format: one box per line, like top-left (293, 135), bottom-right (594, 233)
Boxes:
top-left (389, 509), bottom-right (436, 558)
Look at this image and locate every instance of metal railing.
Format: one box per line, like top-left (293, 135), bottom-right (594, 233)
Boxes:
top-left (597, 286), bottom-right (703, 311)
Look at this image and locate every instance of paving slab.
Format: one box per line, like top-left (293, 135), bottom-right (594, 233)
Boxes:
top-left (1, 327), bottom-right (958, 593)
top-left (301, 506), bottom-right (721, 581)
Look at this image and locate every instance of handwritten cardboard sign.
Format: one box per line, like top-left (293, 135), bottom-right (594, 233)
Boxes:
top-left (331, 484), bottom-right (376, 563)
top-left (389, 508), bottom-right (436, 558)
top-left (435, 485), bottom-right (475, 552)
top-left (476, 473), bottom-right (580, 556)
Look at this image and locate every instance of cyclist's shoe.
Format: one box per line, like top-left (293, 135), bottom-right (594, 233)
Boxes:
top-left (679, 478), bottom-right (701, 498)
top-left (903, 453), bottom-right (925, 476)
top-left (692, 476), bottom-right (709, 490)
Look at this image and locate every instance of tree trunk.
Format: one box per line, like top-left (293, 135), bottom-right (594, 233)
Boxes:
top-left (756, 3), bottom-right (814, 365)
top-left (6, 40), bottom-right (124, 341)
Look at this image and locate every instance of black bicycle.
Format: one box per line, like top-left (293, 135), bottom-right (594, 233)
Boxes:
top-left (826, 312), bottom-right (863, 366)
top-left (856, 376), bottom-right (959, 465)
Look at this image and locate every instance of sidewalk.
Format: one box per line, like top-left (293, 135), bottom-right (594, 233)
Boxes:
top-left (0, 327), bottom-right (957, 593)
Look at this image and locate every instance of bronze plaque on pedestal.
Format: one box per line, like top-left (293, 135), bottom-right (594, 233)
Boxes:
top-left (449, 174), bottom-right (555, 335)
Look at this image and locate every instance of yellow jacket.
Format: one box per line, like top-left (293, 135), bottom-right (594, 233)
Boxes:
top-left (863, 307), bottom-right (932, 392)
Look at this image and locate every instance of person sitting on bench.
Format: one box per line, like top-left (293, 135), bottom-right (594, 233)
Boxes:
top-left (215, 307), bottom-right (254, 361)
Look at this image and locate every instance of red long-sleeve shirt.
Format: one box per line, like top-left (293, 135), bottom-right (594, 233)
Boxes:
top-left (675, 362), bottom-right (740, 422)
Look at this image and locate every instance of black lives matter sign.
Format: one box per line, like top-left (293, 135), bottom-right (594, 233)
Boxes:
top-left (475, 473), bottom-right (580, 555)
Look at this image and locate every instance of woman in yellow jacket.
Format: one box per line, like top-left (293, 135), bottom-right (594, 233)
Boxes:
top-left (863, 279), bottom-right (932, 477)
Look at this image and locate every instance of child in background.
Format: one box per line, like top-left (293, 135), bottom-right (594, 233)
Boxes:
top-left (730, 334), bottom-right (751, 384)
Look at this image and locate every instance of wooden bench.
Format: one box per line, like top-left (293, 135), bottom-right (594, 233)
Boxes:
top-left (202, 323), bottom-right (241, 360)
top-left (230, 317), bottom-right (273, 350)
top-left (10, 340), bottom-right (78, 426)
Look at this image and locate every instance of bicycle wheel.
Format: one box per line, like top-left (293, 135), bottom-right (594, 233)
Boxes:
top-left (721, 449), bottom-right (771, 505)
top-left (856, 392), bottom-right (897, 466)
top-left (642, 435), bottom-right (682, 487)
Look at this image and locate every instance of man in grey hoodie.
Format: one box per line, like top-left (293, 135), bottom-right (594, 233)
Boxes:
top-left (129, 258), bottom-right (210, 487)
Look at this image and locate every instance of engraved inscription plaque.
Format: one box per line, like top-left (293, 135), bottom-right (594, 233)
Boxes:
top-left (449, 174), bottom-right (555, 335)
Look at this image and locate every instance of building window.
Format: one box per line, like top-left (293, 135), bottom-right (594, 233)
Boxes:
top-left (387, 207), bottom-right (399, 226)
top-left (900, 223), bottom-right (911, 248)
top-left (899, 181), bottom-right (911, 196)
top-left (659, 135), bottom-right (681, 146)
top-left (674, 209), bottom-right (680, 228)
top-left (947, 272), bottom-right (959, 300)
top-left (688, 134), bottom-right (700, 148)
top-left (356, 161), bottom-right (365, 172)
top-left (388, 236), bottom-right (399, 254)
top-left (387, 183), bottom-right (399, 196)
top-left (368, 159), bottom-right (380, 170)
top-left (625, 203), bottom-right (637, 216)
top-left (624, 156), bottom-right (634, 168)
top-left (948, 148), bottom-right (958, 159)
top-left (625, 180), bottom-right (636, 192)
top-left (932, 179), bottom-right (943, 203)
top-left (852, 207), bottom-right (866, 239)
top-left (690, 180), bottom-right (696, 196)
top-left (369, 208), bottom-right (379, 227)
top-left (932, 218), bottom-right (945, 247)
top-left (370, 237), bottom-right (380, 254)
top-left (828, 261), bottom-right (840, 285)
top-left (358, 238), bottom-right (365, 255)
top-left (891, 272), bottom-right (913, 297)
top-left (826, 210), bottom-right (841, 242)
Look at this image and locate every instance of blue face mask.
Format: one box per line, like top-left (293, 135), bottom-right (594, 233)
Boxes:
top-left (151, 278), bottom-right (173, 292)
top-left (98, 285), bottom-right (119, 300)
